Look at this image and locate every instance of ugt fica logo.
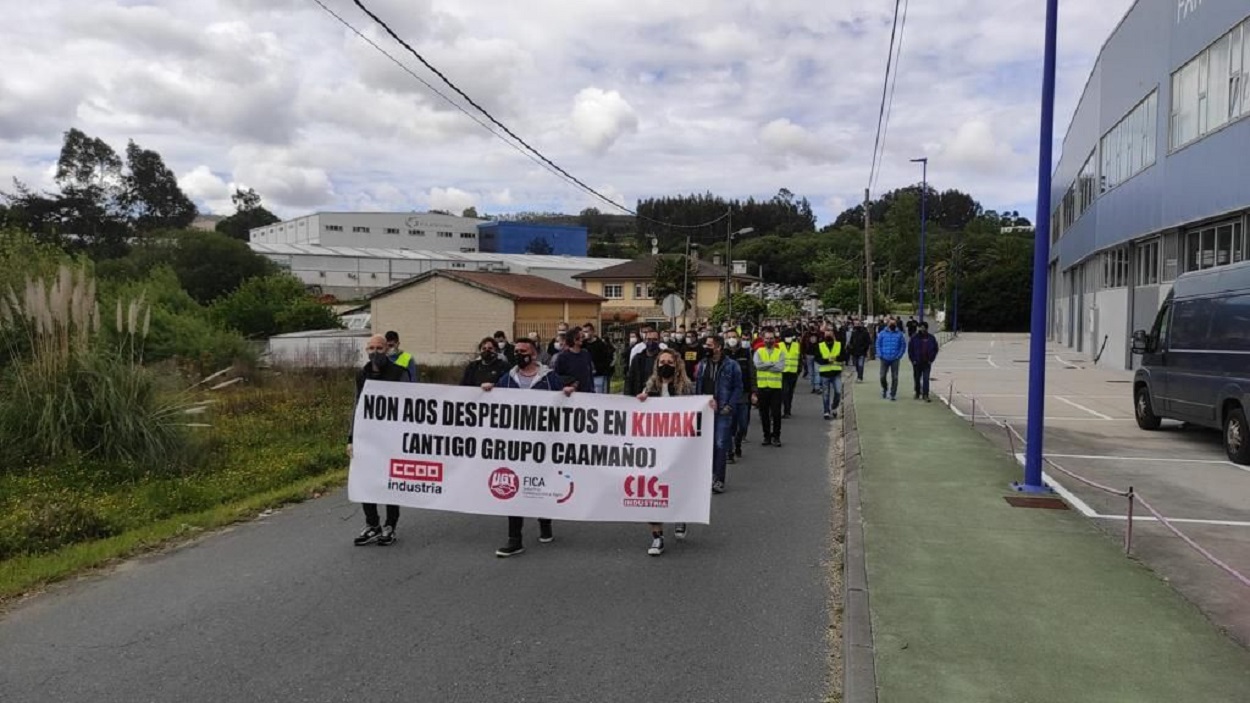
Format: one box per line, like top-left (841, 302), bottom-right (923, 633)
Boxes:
top-left (623, 474), bottom-right (669, 508)
top-left (489, 467), bottom-right (519, 500)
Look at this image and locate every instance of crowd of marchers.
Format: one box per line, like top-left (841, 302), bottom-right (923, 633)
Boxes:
top-left (345, 314), bottom-right (939, 557)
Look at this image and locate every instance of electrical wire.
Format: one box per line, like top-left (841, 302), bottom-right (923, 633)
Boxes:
top-left (872, 0), bottom-right (908, 192)
top-left (868, 0), bottom-right (904, 193)
top-left (335, 0), bottom-right (730, 231)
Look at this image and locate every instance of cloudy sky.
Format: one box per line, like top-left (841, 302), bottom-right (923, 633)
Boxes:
top-left (1, 0), bottom-right (1134, 227)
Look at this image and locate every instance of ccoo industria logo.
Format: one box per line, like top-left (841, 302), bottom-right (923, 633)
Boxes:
top-left (387, 458), bottom-right (444, 494)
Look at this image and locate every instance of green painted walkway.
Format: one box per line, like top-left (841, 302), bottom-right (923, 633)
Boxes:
top-left (852, 385), bottom-right (1250, 703)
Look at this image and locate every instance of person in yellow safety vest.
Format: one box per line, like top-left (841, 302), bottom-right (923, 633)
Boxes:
top-left (817, 328), bottom-right (845, 420)
top-left (752, 327), bottom-right (786, 447)
top-left (780, 328), bottom-right (804, 418)
top-left (384, 330), bottom-right (419, 382)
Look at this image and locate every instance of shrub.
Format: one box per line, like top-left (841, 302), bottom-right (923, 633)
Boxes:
top-left (211, 273), bottom-right (341, 339)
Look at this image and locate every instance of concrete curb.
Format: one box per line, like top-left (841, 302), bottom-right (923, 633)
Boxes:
top-left (842, 389), bottom-right (878, 703)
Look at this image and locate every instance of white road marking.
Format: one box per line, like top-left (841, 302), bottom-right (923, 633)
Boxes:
top-left (1053, 354), bottom-right (1080, 369)
top-left (1041, 452), bottom-right (1239, 467)
top-left (1053, 396), bottom-right (1115, 420)
top-left (1096, 515), bottom-right (1250, 527)
top-left (994, 416), bottom-right (1132, 422)
top-left (986, 356), bottom-right (999, 368)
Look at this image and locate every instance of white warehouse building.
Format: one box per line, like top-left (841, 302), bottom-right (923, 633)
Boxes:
top-left (249, 242), bottom-right (627, 300)
top-left (250, 211), bottom-right (484, 253)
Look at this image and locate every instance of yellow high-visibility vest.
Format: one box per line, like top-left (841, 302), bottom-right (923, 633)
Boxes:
top-left (818, 341), bottom-right (843, 373)
top-left (756, 346), bottom-right (783, 389)
top-left (783, 341), bottom-right (801, 373)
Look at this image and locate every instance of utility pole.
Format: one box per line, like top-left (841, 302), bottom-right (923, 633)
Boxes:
top-left (725, 209), bottom-right (734, 323)
top-left (682, 234), bottom-right (692, 329)
top-left (911, 157), bottom-right (929, 323)
top-left (864, 188), bottom-right (874, 319)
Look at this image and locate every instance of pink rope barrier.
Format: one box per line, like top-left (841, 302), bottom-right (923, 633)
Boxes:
top-left (1043, 458), bottom-right (1131, 498)
top-left (1131, 492), bottom-right (1250, 590)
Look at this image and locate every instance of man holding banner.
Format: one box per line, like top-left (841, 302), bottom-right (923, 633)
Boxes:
top-left (485, 337), bottom-right (578, 557)
top-left (348, 334), bottom-right (414, 547)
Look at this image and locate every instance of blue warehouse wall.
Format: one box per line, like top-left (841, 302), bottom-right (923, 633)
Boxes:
top-left (477, 222), bottom-right (589, 257)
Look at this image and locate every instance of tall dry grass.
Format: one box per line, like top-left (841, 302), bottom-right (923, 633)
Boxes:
top-left (0, 265), bottom-right (193, 469)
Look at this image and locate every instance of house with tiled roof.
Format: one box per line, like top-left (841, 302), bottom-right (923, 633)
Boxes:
top-left (367, 270), bottom-right (604, 365)
top-left (573, 255), bottom-right (757, 323)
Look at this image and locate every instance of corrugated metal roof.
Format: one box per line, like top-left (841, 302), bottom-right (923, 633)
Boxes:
top-left (248, 242), bottom-right (627, 270)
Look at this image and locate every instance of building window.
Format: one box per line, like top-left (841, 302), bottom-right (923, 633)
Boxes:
top-left (451, 262), bottom-right (466, 269)
top-left (385, 227), bottom-right (399, 234)
top-left (325, 225), bottom-right (343, 232)
top-left (438, 231), bottom-right (453, 238)
top-left (352, 226), bottom-right (370, 233)
top-left (460, 233), bottom-right (475, 239)
top-left (603, 284), bottom-right (624, 299)
top-left (1171, 17), bottom-right (1250, 151)
top-left (1077, 150), bottom-right (1096, 215)
top-left (1100, 247), bottom-right (1129, 289)
top-left (633, 282), bottom-right (652, 299)
top-left (1183, 221), bottom-right (1244, 273)
top-left (409, 229), bottom-right (424, 236)
top-left (1102, 91), bottom-right (1157, 191)
top-left (1136, 239), bottom-right (1160, 285)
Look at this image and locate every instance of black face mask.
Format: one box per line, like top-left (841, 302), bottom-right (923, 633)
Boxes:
top-left (481, 350), bottom-right (496, 362)
top-left (646, 341), bottom-right (660, 352)
top-left (658, 364), bottom-right (676, 379)
top-left (703, 347), bottom-right (715, 357)
top-left (888, 324), bottom-right (897, 331)
top-left (516, 353), bottom-right (534, 368)
top-left (368, 351), bottom-right (389, 367)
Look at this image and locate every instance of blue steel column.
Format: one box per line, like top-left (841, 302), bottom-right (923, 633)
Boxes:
top-left (918, 159), bottom-right (927, 323)
top-left (1018, 0), bottom-right (1059, 493)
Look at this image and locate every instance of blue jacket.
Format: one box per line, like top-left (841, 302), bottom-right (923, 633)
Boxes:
top-left (908, 333), bottom-right (940, 366)
top-left (875, 328), bottom-right (908, 362)
top-left (694, 355), bottom-right (743, 411)
top-left (495, 364), bottom-right (567, 391)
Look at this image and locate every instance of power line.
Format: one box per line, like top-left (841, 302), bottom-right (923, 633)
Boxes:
top-left (868, 0), bottom-right (904, 193)
top-left (872, 0), bottom-right (909, 192)
top-left (341, 0), bottom-right (729, 231)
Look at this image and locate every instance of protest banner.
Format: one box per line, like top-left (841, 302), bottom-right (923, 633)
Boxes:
top-left (348, 381), bottom-right (714, 524)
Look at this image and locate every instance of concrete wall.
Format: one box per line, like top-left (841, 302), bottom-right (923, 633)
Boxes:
top-left (251, 212), bottom-right (482, 251)
top-left (371, 276), bottom-right (513, 367)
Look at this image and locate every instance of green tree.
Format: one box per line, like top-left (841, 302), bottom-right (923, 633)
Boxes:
top-left (211, 273), bottom-right (340, 338)
top-left (650, 256), bottom-right (698, 306)
top-left (120, 140), bottom-right (197, 232)
top-left (767, 299), bottom-right (801, 320)
top-left (461, 206), bottom-right (480, 219)
top-left (168, 230), bottom-right (279, 304)
top-left (709, 292), bottom-right (766, 325)
top-left (215, 188), bottom-right (280, 241)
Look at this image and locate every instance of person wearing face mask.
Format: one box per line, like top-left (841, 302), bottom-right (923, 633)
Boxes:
top-left (780, 329), bottom-right (803, 418)
top-left (625, 328), bottom-right (666, 396)
top-left (848, 318), bottom-right (872, 382)
top-left (875, 317), bottom-right (909, 401)
top-left (482, 338), bottom-right (578, 557)
top-left (724, 330), bottom-right (757, 459)
top-left (383, 330), bottom-right (419, 382)
top-left (552, 327), bottom-right (596, 392)
top-left (628, 325), bottom-right (668, 366)
top-left (681, 332), bottom-right (701, 379)
top-left (547, 322), bottom-right (570, 359)
top-left (753, 327), bottom-right (787, 447)
top-left (582, 323), bottom-right (615, 395)
top-left (694, 335), bottom-right (742, 494)
top-left (803, 330), bottom-right (824, 395)
top-left (461, 337), bottom-right (511, 387)
top-left (493, 330), bottom-right (515, 366)
top-left (817, 329), bottom-right (845, 420)
top-left (635, 349), bottom-right (715, 555)
top-left (348, 334), bottom-right (413, 547)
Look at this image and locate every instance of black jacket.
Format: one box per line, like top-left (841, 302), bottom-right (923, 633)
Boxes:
top-left (728, 345), bottom-right (757, 396)
top-left (460, 357), bottom-right (512, 387)
top-left (849, 326), bottom-right (872, 356)
top-left (585, 337), bottom-right (616, 376)
top-left (625, 351), bottom-right (661, 396)
top-left (349, 359), bottom-right (408, 442)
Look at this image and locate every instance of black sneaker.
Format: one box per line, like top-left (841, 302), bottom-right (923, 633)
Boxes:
top-left (648, 535), bottom-right (665, 556)
top-left (727, 453), bottom-right (737, 464)
top-left (354, 525), bottom-right (382, 546)
top-left (773, 439), bottom-right (783, 448)
top-left (761, 438), bottom-right (773, 446)
top-left (783, 412), bottom-right (792, 419)
top-left (674, 524), bottom-right (688, 540)
top-left (376, 525), bottom-right (397, 546)
top-left (822, 412), bottom-right (831, 420)
top-left (735, 444), bottom-right (743, 457)
top-left (712, 480), bottom-right (725, 494)
top-left (496, 542), bottom-right (525, 558)
top-left (539, 523), bottom-right (554, 544)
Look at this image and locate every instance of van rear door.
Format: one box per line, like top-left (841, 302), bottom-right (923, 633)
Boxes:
top-left (1166, 297), bottom-right (1219, 424)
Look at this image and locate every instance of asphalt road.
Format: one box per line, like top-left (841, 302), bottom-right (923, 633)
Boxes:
top-left (933, 333), bottom-right (1250, 647)
top-left (0, 393), bottom-right (835, 703)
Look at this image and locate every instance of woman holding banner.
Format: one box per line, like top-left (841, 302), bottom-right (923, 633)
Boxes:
top-left (635, 349), bottom-right (714, 556)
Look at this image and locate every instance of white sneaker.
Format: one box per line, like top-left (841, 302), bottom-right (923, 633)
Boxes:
top-left (674, 523), bottom-right (688, 540)
top-left (648, 536), bottom-right (665, 556)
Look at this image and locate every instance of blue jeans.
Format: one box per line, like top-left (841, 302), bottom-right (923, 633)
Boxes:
top-left (713, 414), bottom-right (733, 483)
top-left (822, 373), bottom-right (844, 415)
top-left (593, 375), bottom-right (609, 394)
top-left (852, 355), bottom-right (866, 380)
top-left (879, 359), bottom-right (900, 398)
top-left (808, 357), bottom-right (823, 391)
top-left (732, 401), bottom-right (752, 444)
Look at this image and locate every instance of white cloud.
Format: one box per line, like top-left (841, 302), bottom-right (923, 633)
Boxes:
top-left (570, 87), bottom-right (639, 155)
top-left (425, 187), bottom-right (478, 213)
top-left (0, 0), bottom-right (1136, 224)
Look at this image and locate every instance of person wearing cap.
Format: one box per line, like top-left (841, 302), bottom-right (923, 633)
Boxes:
top-left (907, 321), bottom-right (940, 402)
top-left (383, 330), bottom-right (419, 382)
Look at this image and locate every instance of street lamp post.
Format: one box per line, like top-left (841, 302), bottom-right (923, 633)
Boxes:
top-left (725, 223), bottom-right (755, 322)
top-left (682, 235), bottom-right (695, 329)
top-left (911, 157), bottom-right (928, 323)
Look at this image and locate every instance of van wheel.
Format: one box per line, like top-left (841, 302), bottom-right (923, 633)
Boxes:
top-left (1225, 407), bottom-right (1250, 465)
top-left (1134, 386), bottom-right (1161, 430)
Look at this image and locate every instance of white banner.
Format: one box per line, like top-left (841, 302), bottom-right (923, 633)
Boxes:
top-left (348, 382), bottom-right (714, 523)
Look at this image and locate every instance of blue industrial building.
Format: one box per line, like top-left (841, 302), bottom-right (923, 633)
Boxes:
top-left (476, 221), bottom-right (589, 257)
top-left (1048, 0), bottom-right (1250, 370)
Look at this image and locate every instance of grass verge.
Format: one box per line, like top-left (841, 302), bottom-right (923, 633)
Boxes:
top-left (0, 467), bottom-right (345, 604)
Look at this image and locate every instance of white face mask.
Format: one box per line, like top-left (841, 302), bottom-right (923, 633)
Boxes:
top-left (726, 338), bottom-right (739, 349)
top-left (629, 337), bottom-right (639, 345)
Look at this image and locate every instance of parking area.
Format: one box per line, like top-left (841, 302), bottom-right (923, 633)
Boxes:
top-left (929, 333), bottom-right (1250, 646)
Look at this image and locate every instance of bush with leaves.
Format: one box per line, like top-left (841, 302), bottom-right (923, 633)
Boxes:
top-left (211, 273), bottom-right (341, 339)
top-left (709, 293), bottom-right (767, 325)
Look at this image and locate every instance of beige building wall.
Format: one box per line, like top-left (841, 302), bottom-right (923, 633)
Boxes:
top-left (371, 277), bottom-right (513, 367)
